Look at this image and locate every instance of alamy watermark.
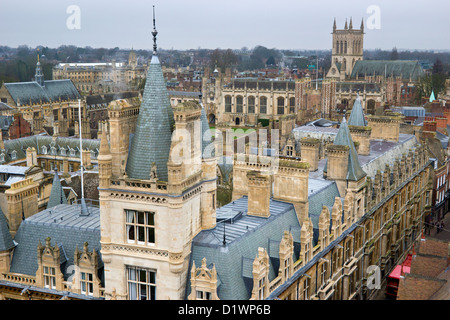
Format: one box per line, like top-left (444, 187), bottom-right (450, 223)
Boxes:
top-left (366, 5), bottom-right (381, 30)
top-left (66, 5), bottom-right (81, 30)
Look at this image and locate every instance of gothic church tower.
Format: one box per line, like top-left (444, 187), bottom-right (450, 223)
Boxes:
top-left (326, 18), bottom-right (364, 80)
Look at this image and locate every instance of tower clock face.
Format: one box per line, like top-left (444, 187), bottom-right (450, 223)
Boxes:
top-left (331, 68), bottom-right (336, 75)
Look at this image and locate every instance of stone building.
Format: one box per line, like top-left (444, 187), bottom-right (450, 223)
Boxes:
top-left (192, 95), bottom-right (432, 300)
top-left (201, 68), bottom-right (337, 128)
top-left (52, 49), bottom-right (147, 95)
top-left (326, 18), bottom-right (364, 80)
top-left (0, 57), bottom-right (91, 139)
top-left (326, 18), bottom-right (425, 111)
top-left (0, 20), bottom-right (435, 301)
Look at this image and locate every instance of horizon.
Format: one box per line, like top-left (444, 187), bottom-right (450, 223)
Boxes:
top-left (1, 0), bottom-right (449, 52)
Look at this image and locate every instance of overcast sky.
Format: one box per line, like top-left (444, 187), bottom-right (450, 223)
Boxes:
top-left (1, 0), bottom-right (449, 51)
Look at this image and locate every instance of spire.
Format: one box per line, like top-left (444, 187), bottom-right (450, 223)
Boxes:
top-left (0, 208), bottom-right (14, 252)
top-left (349, 17), bottom-right (353, 29)
top-left (125, 11), bottom-right (175, 181)
top-left (348, 94), bottom-right (366, 127)
top-left (333, 18), bottom-right (337, 32)
top-left (429, 90), bottom-right (436, 102)
top-left (152, 5), bottom-right (158, 55)
top-left (47, 170), bottom-right (67, 209)
top-left (35, 54), bottom-right (44, 86)
top-left (344, 19), bottom-right (348, 30)
top-left (360, 18), bottom-right (364, 32)
top-left (332, 119), bottom-right (366, 181)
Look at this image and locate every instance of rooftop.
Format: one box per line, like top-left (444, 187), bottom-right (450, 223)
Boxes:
top-left (9, 203), bottom-right (101, 280)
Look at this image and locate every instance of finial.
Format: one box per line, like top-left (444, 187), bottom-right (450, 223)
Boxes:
top-left (37, 54), bottom-right (40, 63)
top-left (152, 5), bottom-right (158, 55)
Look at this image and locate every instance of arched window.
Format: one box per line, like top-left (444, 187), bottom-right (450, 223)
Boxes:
top-left (259, 96), bottom-right (267, 114)
top-left (247, 96), bottom-right (255, 114)
top-left (277, 97), bottom-right (285, 115)
top-left (236, 96), bottom-right (243, 113)
top-left (225, 95), bottom-right (232, 113)
top-left (344, 41), bottom-right (347, 54)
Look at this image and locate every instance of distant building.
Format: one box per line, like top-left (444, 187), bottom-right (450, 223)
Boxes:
top-left (0, 57), bottom-right (86, 137)
top-left (52, 50), bottom-right (147, 95)
top-left (326, 18), bottom-right (425, 110)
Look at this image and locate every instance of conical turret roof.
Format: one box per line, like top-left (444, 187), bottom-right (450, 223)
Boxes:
top-left (125, 55), bottom-right (174, 181)
top-left (47, 171), bottom-right (67, 209)
top-left (333, 117), bottom-right (366, 181)
top-left (348, 95), bottom-right (367, 127)
top-left (0, 208), bottom-right (14, 252)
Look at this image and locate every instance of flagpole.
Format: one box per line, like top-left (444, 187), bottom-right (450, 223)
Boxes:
top-left (78, 99), bottom-right (85, 199)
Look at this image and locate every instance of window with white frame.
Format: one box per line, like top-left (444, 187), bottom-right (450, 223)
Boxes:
top-left (80, 272), bottom-right (94, 296)
top-left (303, 277), bottom-right (310, 300)
top-left (43, 266), bottom-right (56, 289)
top-left (258, 278), bottom-right (266, 300)
top-left (320, 263), bottom-right (327, 286)
top-left (126, 210), bottom-right (155, 245)
top-left (127, 266), bottom-right (156, 300)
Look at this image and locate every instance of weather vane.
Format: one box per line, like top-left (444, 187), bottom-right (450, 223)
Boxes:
top-left (152, 5), bottom-right (158, 55)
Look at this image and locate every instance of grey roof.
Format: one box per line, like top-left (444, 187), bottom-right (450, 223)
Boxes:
top-left (1, 135), bottom-right (100, 164)
top-left (350, 60), bottom-right (424, 81)
top-left (307, 179), bottom-right (340, 233)
top-left (186, 196), bottom-right (301, 300)
top-left (9, 204), bottom-right (102, 282)
top-left (348, 96), bottom-right (367, 127)
top-left (47, 172), bottom-right (68, 209)
top-left (0, 116), bottom-right (14, 131)
top-left (0, 102), bottom-right (13, 111)
top-left (0, 208), bottom-right (15, 252)
top-left (325, 118), bottom-right (366, 181)
top-left (4, 80), bottom-right (81, 105)
top-left (168, 91), bottom-right (201, 97)
top-left (391, 106), bottom-right (426, 118)
top-left (126, 55), bottom-right (174, 181)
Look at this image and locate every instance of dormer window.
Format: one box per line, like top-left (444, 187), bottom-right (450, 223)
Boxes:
top-left (70, 148), bottom-right (76, 157)
top-left (11, 150), bottom-right (17, 160)
top-left (42, 146), bottom-right (47, 154)
top-left (60, 147), bottom-right (66, 156)
top-left (43, 266), bottom-right (56, 289)
top-left (51, 147), bottom-right (56, 155)
top-left (0, 153), bottom-right (5, 163)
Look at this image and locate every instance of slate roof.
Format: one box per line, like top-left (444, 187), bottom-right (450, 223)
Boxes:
top-left (186, 196), bottom-right (301, 300)
top-left (126, 55), bottom-right (174, 181)
top-left (350, 60), bottom-right (424, 81)
top-left (0, 102), bottom-right (13, 112)
top-left (325, 117), bottom-right (366, 181)
top-left (0, 135), bottom-right (100, 164)
top-left (4, 80), bottom-right (81, 105)
top-left (0, 208), bottom-right (15, 252)
top-left (9, 204), bottom-right (102, 283)
top-left (307, 179), bottom-right (340, 236)
top-left (47, 172), bottom-right (68, 209)
top-left (348, 96), bottom-right (367, 127)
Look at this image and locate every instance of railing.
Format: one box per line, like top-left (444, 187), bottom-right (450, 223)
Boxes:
top-left (1, 272), bottom-right (36, 286)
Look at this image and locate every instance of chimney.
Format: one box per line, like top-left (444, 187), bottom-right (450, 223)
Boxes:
top-left (247, 170), bottom-right (272, 218)
top-left (300, 137), bottom-right (320, 171)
